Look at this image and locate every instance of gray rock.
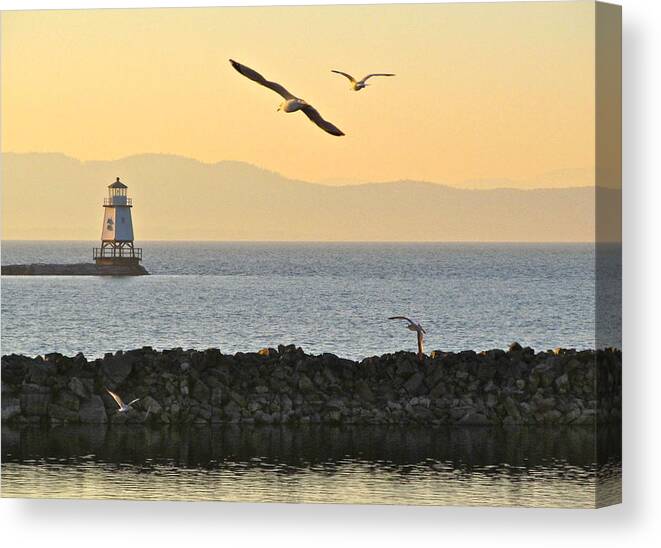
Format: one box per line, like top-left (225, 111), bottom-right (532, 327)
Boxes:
top-left (191, 380), bottom-right (210, 402)
top-left (79, 395), bottom-right (108, 423)
top-left (0, 346), bottom-right (620, 426)
top-left (458, 412), bottom-right (491, 425)
top-left (2, 397), bottom-right (21, 421)
top-left (327, 410), bottom-right (342, 422)
top-left (298, 374), bottom-right (315, 394)
top-left (542, 410), bottom-right (563, 424)
top-left (533, 362), bottom-right (556, 388)
top-left (354, 379), bottom-right (374, 402)
top-left (55, 391), bottom-right (80, 411)
top-left (26, 361), bottom-right (57, 385)
top-left (564, 408), bottom-right (582, 423)
top-left (396, 359), bottom-right (419, 377)
top-left (535, 397), bottom-right (556, 412)
top-left (223, 400), bottom-right (241, 419)
top-left (280, 394), bottom-right (293, 411)
top-left (403, 372), bottom-right (424, 394)
top-left (210, 386), bottom-right (223, 406)
top-left (555, 373), bottom-right (569, 392)
top-left (450, 407), bottom-right (469, 421)
top-left (486, 393), bottom-right (498, 408)
top-left (48, 403), bottom-right (79, 421)
top-left (503, 396), bottom-right (521, 420)
top-left (21, 393), bottom-right (51, 416)
top-left (101, 357), bottom-right (133, 386)
top-left (22, 383), bottom-right (51, 394)
top-left (140, 395), bottom-right (163, 415)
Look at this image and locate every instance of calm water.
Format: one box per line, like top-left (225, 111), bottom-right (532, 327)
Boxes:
top-left (1, 241), bottom-right (609, 359)
top-left (1, 425), bottom-right (621, 507)
top-left (1, 241), bottom-right (621, 506)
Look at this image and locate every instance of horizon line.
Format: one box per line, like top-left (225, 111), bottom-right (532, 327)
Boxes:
top-left (0, 239), bottom-right (613, 245)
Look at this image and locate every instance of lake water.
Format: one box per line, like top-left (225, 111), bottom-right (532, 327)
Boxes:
top-left (1, 424), bottom-right (622, 507)
top-left (0, 241), bottom-right (616, 359)
top-left (1, 241), bottom-right (621, 506)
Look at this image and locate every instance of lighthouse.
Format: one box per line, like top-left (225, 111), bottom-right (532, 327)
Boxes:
top-left (93, 177), bottom-right (143, 266)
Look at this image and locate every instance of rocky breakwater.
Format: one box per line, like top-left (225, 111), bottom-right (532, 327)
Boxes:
top-left (2, 263), bottom-right (148, 276)
top-left (1, 344), bottom-right (621, 427)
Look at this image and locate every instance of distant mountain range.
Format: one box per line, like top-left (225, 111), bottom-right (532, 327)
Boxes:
top-left (1, 153), bottom-right (620, 242)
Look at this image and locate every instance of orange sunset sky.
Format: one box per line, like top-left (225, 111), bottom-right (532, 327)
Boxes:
top-left (2, 1), bottom-right (598, 186)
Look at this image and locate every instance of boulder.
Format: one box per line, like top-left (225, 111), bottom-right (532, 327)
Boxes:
top-left (79, 395), bottom-right (108, 423)
top-left (1, 397), bottom-right (21, 421)
top-left (486, 393), bottom-right (498, 408)
top-left (555, 373), bottom-right (570, 392)
top-left (210, 386), bottom-right (223, 406)
top-left (21, 393), bottom-right (51, 416)
top-left (26, 361), bottom-right (57, 385)
top-left (298, 374), bottom-right (315, 394)
top-left (55, 391), bottom-right (80, 411)
top-left (101, 357), bottom-right (133, 386)
top-left (22, 383), bottom-right (51, 394)
top-left (503, 396), bottom-right (521, 421)
top-left (140, 395), bottom-right (163, 415)
top-left (403, 372), bottom-right (424, 395)
top-left (223, 400), bottom-right (241, 420)
top-left (191, 380), bottom-right (210, 402)
top-left (68, 377), bottom-right (90, 399)
top-left (48, 403), bottom-right (79, 422)
top-left (354, 379), bottom-right (374, 402)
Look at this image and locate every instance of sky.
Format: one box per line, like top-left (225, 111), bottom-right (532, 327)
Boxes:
top-left (1, 1), bottom-right (598, 187)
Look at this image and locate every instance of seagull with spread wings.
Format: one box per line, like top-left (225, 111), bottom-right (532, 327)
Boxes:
top-left (229, 59), bottom-right (345, 137)
top-left (389, 316), bottom-right (427, 362)
top-left (331, 70), bottom-right (395, 91)
top-left (106, 388), bottom-right (140, 413)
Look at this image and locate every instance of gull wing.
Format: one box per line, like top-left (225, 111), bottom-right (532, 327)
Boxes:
top-left (106, 388), bottom-right (124, 409)
top-left (300, 104), bottom-right (345, 137)
top-left (229, 59), bottom-right (295, 100)
top-left (362, 73), bottom-right (396, 83)
top-left (388, 316), bottom-right (415, 325)
top-left (331, 70), bottom-right (357, 84)
top-left (127, 398), bottom-right (140, 407)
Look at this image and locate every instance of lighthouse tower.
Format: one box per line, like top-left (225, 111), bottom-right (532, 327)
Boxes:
top-left (93, 177), bottom-right (143, 265)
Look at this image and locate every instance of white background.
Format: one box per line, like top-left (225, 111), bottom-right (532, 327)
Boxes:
top-left (0, 0), bottom-right (659, 546)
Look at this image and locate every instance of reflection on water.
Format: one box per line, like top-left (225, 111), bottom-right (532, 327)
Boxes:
top-left (1, 425), bottom-right (621, 508)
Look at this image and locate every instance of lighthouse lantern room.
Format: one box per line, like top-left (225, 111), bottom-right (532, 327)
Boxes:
top-left (93, 177), bottom-right (143, 265)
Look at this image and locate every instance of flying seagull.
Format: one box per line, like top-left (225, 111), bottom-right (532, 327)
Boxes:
top-left (389, 316), bottom-right (426, 361)
top-left (229, 59), bottom-right (345, 137)
top-left (331, 70), bottom-right (395, 91)
top-left (106, 388), bottom-right (140, 413)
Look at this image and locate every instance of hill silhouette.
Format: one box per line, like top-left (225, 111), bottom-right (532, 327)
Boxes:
top-left (1, 153), bottom-right (618, 241)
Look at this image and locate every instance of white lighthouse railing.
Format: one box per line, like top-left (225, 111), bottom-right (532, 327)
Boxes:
top-left (104, 197), bottom-right (133, 206)
top-left (93, 247), bottom-right (142, 260)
